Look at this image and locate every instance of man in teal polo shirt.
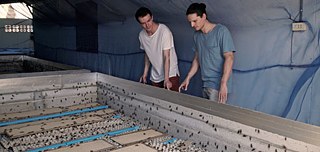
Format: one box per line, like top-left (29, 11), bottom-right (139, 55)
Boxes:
top-left (179, 3), bottom-right (236, 104)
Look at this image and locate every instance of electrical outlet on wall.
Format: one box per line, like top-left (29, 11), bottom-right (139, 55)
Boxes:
top-left (292, 22), bottom-right (307, 32)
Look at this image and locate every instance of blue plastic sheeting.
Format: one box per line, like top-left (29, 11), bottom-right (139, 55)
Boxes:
top-left (0, 48), bottom-right (33, 55)
top-left (33, 0), bottom-right (320, 126)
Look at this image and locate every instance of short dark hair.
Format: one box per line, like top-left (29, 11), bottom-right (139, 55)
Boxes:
top-left (186, 3), bottom-right (207, 17)
top-left (135, 7), bottom-right (152, 23)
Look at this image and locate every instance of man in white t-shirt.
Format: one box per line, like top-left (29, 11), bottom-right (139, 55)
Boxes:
top-left (135, 7), bottom-right (180, 91)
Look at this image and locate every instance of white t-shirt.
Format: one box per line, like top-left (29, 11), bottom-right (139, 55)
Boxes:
top-left (139, 24), bottom-right (180, 83)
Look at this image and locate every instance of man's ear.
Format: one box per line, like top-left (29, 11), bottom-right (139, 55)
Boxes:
top-left (202, 13), bottom-right (207, 19)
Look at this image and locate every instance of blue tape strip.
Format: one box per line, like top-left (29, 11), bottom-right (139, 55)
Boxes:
top-left (0, 105), bottom-right (108, 127)
top-left (112, 115), bottom-right (122, 119)
top-left (107, 125), bottom-right (140, 136)
top-left (163, 138), bottom-right (177, 144)
top-left (27, 126), bottom-right (140, 152)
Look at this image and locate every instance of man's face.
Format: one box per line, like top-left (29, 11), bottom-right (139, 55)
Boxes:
top-left (138, 14), bottom-right (153, 32)
top-left (187, 13), bottom-right (205, 31)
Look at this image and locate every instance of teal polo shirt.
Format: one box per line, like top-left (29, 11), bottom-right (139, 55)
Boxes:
top-left (193, 24), bottom-right (236, 92)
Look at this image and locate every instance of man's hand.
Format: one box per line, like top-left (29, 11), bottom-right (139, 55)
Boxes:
top-left (164, 79), bottom-right (172, 90)
top-left (218, 84), bottom-right (228, 104)
top-left (179, 79), bottom-right (189, 92)
top-left (139, 75), bottom-right (147, 84)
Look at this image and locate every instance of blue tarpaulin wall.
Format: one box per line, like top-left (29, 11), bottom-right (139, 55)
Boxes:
top-left (30, 0), bottom-right (319, 126)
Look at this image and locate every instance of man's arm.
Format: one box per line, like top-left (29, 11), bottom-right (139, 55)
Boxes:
top-left (140, 54), bottom-right (150, 84)
top-left (179, 52), bottom-right (199, 92)
top-left (219, 51), bottom-right (234, 103)
top-left (163, 49), bottom-right (172, 90)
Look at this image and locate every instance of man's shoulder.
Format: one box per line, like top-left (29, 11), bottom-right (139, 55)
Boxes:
top-left (159, 23), bottom-right (168, 28)
top-left (215, 24), bottom-right (230, 32)
top-left (159, 24), bottom-right (172, 32)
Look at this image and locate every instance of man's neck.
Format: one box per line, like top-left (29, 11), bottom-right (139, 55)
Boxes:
top-left (201, 21), bottom-right (216, 34)
top-left (147, 23), bottom-right (159, 36)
